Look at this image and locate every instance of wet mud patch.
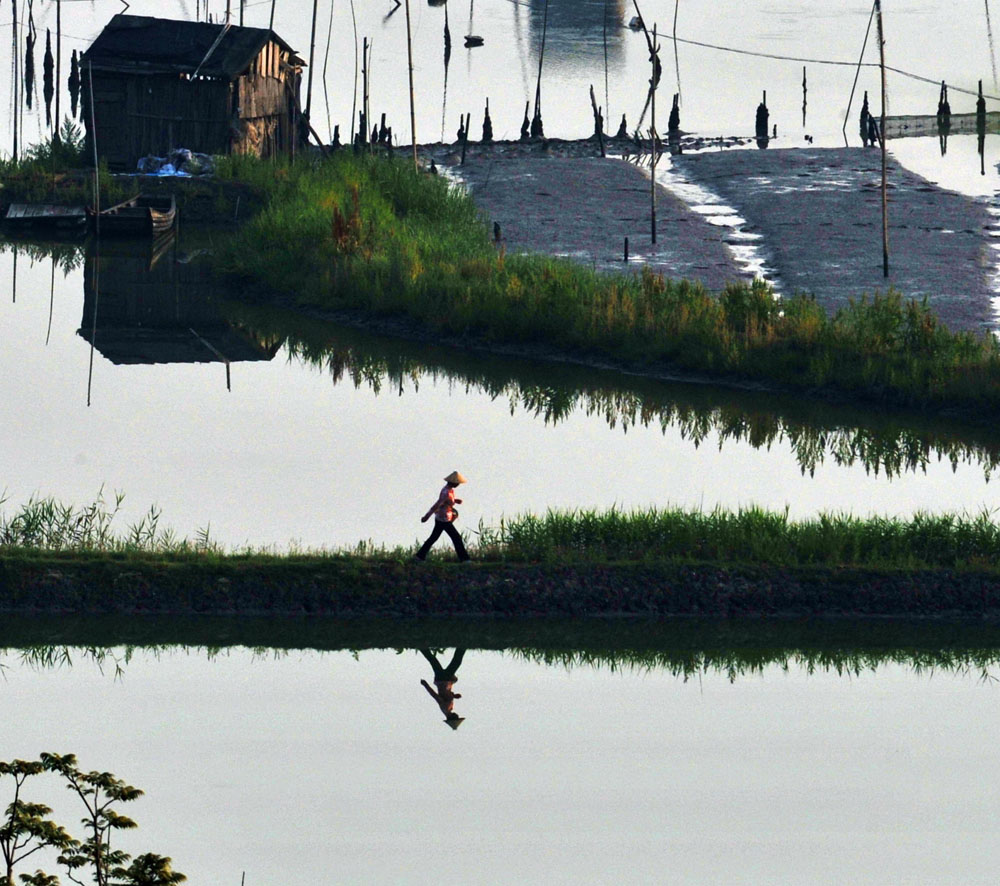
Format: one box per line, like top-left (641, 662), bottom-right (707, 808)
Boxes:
top-left (453, 154), bottom-right (751, 291)
top-left (674, 147), bottom-right (998, 332)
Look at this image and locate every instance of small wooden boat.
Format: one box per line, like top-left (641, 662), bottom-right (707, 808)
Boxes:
top-left (464, 34), bottom-right (484, 47)
top-left (91, 194), bottom-right (176, 236)
top-left (3, 203), bottom-right (88, 236)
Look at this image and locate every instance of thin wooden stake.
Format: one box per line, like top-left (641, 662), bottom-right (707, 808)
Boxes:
top-left (305, 0), bottom-right (319, 121)
top-left (349, 0), bottom-right (358, 144)
top-left (650, 24), bottom-right (658, 244)
top-left (12, 0), bottom-right (19, 159)
top-left (405, 0), bottom-right (418, 169)
top-left (55, 0), bottom-right (61, 138)
top-left (876, 0), bottom-right (888, 277)
top-left (672, 0), bottom-right (681, 105)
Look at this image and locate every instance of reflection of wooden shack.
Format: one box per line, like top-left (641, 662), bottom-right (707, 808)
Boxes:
top-left (78, 236), bottom-right (283, 366)
top-left (80, 14), bottom-right (305, 169)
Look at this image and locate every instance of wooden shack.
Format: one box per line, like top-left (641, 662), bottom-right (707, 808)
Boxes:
top-left (80, 14), bottom-right (305, 170)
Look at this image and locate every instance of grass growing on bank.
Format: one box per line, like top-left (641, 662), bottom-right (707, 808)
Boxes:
top-left (216, 152), bottom-right (1000, 416)
top-left (4, 493), bottom-right (1000, 572)
top-left (0, 121), bottom-right (136, 206)
top-left (476, 507), bottom-right (1000, 569)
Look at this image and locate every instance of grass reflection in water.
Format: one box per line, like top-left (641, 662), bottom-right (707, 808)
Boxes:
top-left (4, 617), bottom-right (1000, 683)
top-left (225, 300), bottom-right (1000, 483)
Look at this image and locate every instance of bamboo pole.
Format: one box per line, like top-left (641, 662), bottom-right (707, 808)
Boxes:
top-left (876, 0), bottom-right (888, 277)
top-left (603, 0), bottom-right (609, 123)
top-left (650, 24), bottom-right (657, 244)
top-left (55, 0), bottom-right (61, 138)
top-left (532, 0), bottom-right (548, 131)
top-left (12, 0), bottom-right (19, 160)
top-left (305, 0), bottom-right (319, 121)
top-left (672, 0), bottom-right (681, 106)
top-left (87, 61), bottom-right (100, 409)
top-left (405, 0), bottom-right (417, 169)
top-left (349, 0), bottom-right (358, 144)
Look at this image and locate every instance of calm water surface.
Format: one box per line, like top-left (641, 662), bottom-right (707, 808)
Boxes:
top-left (2, 237), bottom-right (999, 549)
top-left (3, 642), bottom-right (1000, 884)
top-left (4, 2), bottom-right (1000, 548)
top-left (3, 1), bottom-right (1000, 193)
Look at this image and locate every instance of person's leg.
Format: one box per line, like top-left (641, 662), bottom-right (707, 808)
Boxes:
top-left (441, 522), bottom-right (470, 561)
top-left (443, 648), bottom-right (466, 677)
top-left (415, 522), bottom-right (445, 560)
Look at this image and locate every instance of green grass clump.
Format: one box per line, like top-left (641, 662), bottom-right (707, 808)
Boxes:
top-left (0, 122), bottom-right (137, 207)
top-left (5, 491), bottom-right (1000, 572)
top-left (0, 490), bottom-right (218, 556)
top-left (215, 152), bottom-right (1000, 416)
top-left (476, 506), bottom-right (1000, 569)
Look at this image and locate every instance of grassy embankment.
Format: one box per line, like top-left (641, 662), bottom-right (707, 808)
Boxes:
top-left (3, 495), bottom-right (1000, 617)
top-left (0, 127), bottom-right (261, 222)
top-left (215, 152), bottom-right (1000, 420)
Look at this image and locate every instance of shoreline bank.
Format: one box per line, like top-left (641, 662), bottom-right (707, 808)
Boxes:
top-left (4, 554), bottom-right (1000, 619)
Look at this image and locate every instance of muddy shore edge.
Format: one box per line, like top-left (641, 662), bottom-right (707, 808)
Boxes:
top-left (3, 556), bottom-right (1000, 619)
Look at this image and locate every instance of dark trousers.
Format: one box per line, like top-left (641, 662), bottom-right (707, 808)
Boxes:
top-left (416, 520), bottom-right (470, 561)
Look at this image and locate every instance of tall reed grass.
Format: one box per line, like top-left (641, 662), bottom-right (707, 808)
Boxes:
top-left (475, 506), bottom-right (1000, 569)
top-left (0, 490), bottom-right (217, 555)
top-left (5, 492), bottom-right (999, 571)
top-left (216, 153), bottom-right (1000, 417)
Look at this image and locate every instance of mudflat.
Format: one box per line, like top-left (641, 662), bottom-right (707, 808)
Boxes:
top-left (448, 143), bottom-right (997, 333)
top-left (455, 152), bottom-right (750, 291)
top-left (674, 147), bottom-right (997, 332)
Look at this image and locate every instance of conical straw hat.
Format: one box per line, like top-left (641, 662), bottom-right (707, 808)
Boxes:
top-left (444, 471), bottom-right (467, 485)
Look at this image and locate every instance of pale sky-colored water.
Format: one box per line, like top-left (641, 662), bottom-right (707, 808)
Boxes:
top-left (4, 2), bottom-right (1000, 549)
top-left (2, 244), bottom-right (998, 550)
top-left (2, 647), bottom-right (999, 885)
top-left (3, 0), bottom-right (1000, 192)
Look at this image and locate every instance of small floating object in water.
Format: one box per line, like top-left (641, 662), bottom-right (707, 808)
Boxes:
top-left (464, 34), bottom-right (484, 47)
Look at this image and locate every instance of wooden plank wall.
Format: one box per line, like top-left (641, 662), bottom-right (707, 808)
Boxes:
top-left (88, 40), bottom-right (302, 167)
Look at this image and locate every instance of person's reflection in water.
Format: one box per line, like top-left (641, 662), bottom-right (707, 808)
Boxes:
top-left (420, 648), bottom-right (466, 730)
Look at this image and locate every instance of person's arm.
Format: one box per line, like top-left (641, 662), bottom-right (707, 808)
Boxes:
top-left (421, 500), bottom-right (439, 523)
top-left (421, 679), bottom-right (441, 702)
top-left (421, 489), bottom-right (447, 523)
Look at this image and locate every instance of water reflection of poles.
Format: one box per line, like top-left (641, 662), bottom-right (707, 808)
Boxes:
top-left (419, 648), bottom-right (466, 730)
top-left (46, 257), bottom-right (55, 346)
top-left (978, 79), bottom-right (988, 176)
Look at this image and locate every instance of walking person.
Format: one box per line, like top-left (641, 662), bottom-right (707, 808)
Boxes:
top-left (415, 471), bottom-right (470, 562)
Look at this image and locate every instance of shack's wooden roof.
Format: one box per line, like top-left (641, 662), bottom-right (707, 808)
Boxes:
top-left (81, 14), bottom-right (304, 79)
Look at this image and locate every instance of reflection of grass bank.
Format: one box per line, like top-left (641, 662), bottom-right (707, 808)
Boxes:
top-left (226, 300), bottom-right (1000, 479)
top-left (216, 153), bottom-right (1000, 420)
top-left (5, 495), bottom-right (1000, 617)
top-left (5, 619), bottom-right (1000, 679)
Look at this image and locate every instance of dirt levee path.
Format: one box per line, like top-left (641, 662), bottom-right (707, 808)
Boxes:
top-left (456, 154), bottom-right (749, 291)
top-left (674, 147), bottom-right (997, 332)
